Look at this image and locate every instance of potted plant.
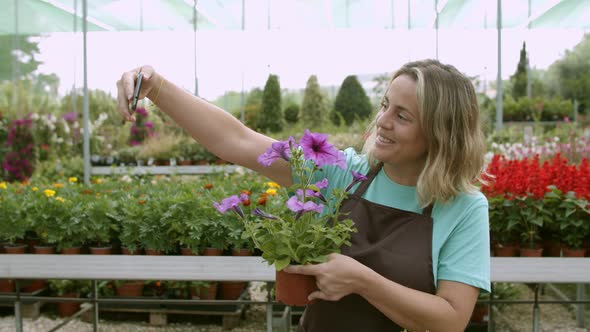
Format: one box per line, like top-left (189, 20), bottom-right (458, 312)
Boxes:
top-left (558, 190), bottom-right (590, 256)
top-left (212, 130), bottom-right (362, 306)
top-left (117, 146), bottom-right (141, 166)
top-left (29, 187), bottom-right (76, 253)
top-left (48, 279), bottom-right (90, 317)
top-left (84, 197), bottom-right (119, 254)
top-left (171, 190), bottom-right (204, 255)
top-left (488, 195), bottom-right (520, 256)
top-left (509, 195), bottom-right (546, 256)
top-left (112, 193), bottom-right (144, 255)
top-left (137, 189), bottom-right (178, 254)
top-left (138, 132), bottom-right (182, 166)
top-left (0, 184), bottom-right (30, 252)
top-left (54, 192), bottom-right (91, 254)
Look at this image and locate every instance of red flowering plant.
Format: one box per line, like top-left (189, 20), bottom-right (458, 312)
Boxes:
top-left (483, 153), bottom-right (590, 250)
top-left (212, 130), bottom-right (365, 271)
top-left (544, 157), bottom-right (590, 250)
top-left (482, 155), bottom-right (552, 249)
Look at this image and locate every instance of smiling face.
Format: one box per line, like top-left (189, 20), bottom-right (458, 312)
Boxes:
top-left (372, 74), bottom-right (427, 184)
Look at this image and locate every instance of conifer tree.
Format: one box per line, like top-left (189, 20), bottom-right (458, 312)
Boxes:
top-left (259, 75), bottom-right (283, 133)
top-left (332, 75), bottom-right (372, 125)
top-left (301, 75), bottom-right (328, 128)
top-left (510, 42), bottom-right (529, 99)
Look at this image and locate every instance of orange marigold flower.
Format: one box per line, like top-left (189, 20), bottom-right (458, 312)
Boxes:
top-left (203, 183), bottom-right (214, 190)
top-left (242, 199), bottom-right (251, 206)
top-left (155, 281), bottom-right (161, 287)
top-left (240, 189), bottom-right (251, 196)
top-left (53, 183), bottom-right (64, 189)
top-left (82, 189), bottom-right (93, 195)
top-left (138, 200), bottom-right (146, 205)
top-left (258, 197), bottom-right (267, 205)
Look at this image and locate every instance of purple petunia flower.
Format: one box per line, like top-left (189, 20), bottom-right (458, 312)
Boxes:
top-left (299, 130), bottom-right (346, 169)
top-left (213, 195), bottom-right (244, 218)
top-left (345, 170), bottom-right (369, 192)
top-left (252, 208), bottom-right (278, 220)
top-left (257, 137), bottom-right (295, 167)
top-left (286, 196), bottom-right (324, 214)
top-left (239, 193), bottom-right (249, 202)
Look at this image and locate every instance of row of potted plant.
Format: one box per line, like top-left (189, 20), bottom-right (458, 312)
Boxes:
top-left (482, 153), bottom-right (590, 257)
top-left (0, 172), bottom-right (275, 254)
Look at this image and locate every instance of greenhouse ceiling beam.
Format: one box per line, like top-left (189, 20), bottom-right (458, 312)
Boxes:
top-left (516, 0), bottom-right (562, 29)
top-left (182, 0), bottom-right (222, 28)
top-left (39, 0), bottom-right (115, 31)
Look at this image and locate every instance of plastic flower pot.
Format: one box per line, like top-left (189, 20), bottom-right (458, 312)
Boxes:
top-left (61, 247), bottom-right (82, 255)
top-left (275, 270), bottom-right (317, 307)
top-left (57, 293), bottom-right (81, 317)
top-left (116, 281), bottom-right (145, 297)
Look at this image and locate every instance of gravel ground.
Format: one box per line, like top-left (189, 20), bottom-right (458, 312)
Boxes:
top-left (494, 284), bottom-right (588, 332)
top-left (1, 282), bottom-right (588, 332)
top-left (0, 283), bottom-right (273, 332)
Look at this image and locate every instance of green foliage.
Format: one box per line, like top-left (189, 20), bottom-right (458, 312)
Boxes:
top-left (283, 102), bottom-right (300, 124)
top-left (371, 72), bottom-right (391, 105)
top-left (0, 183), bottom-right (31, 243)
top-left (510, 42), bottom-right (529, 99)
top-left (83, 197), bottom-right (119, 247)
top-left (0, 35), bottom-right (41, 81)
top-left (487, 196), bottom-right (520, 245)
top-left (300, 75), bottom-right (328, 128)
top-left (489, 95), bottom-right (573, 122)
top-left (259, 75), bottom-right (283, 133)
top-left (48, 279), bottom-right (91, 297)
top-left (332, 75), bottom-right (373, 126)
top-left (548, 187), bottom-right (590, 249)
top-left (547, 33), bottom-right (590, 114)
top-left (243, 88), bottom-right (263, 130)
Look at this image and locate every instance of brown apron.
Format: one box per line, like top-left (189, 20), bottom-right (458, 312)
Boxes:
top-left (299, 165), bottom-right (436, 331)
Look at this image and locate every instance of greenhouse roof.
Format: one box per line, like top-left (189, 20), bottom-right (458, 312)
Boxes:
top-left (2, 0), bottom-right (590, 35)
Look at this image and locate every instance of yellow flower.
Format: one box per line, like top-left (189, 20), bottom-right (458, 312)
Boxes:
top-left (266, 181), bottom-right (280, 188)
top-left (32, 187), bottom-right (38, 192)
top-left (265, 188), bottom-right (277, 196)
top-left (43, 189), bottom-right (56, 197)
top-left (0, 182), bottom-right (7, 189)
top-left (55, 196), bottom-right (65, 203)
top-left (53, 183), bottom-right (64, 189)
top-left (68, 177), bottom-right (78, 183)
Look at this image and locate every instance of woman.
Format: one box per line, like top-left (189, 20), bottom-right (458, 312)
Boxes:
top-left (116, 59), bottom-right (490, 332)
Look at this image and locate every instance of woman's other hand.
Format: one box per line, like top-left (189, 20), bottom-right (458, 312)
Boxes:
top-left (116, 65), bottom-right (158, 123)
top-left (283, 253), bottom-right (371, 301)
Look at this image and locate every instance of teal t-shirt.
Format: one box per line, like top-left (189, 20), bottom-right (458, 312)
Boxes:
top-left (309, 148), bottom-right (491, 293)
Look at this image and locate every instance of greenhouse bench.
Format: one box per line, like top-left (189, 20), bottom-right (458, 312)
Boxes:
top-left (0, 256), bottom-right (589, 332)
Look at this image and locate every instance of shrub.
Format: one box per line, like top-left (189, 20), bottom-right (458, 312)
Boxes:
top-left (332, 75), bottom-right (372, 126)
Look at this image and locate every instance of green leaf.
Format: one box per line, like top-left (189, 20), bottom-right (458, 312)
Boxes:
top-left (274, 257), bottom-right (291, 271)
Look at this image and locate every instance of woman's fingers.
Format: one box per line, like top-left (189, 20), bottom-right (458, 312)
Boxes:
top-left (116, 78), bottom-right (134, 122)
top-left (116, 66), bottom-right (156, 122)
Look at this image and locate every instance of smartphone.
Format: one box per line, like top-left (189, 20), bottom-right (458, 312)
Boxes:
top-left (131, 72), bottom-right (144, 111)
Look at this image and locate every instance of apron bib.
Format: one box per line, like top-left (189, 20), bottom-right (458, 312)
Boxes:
top-left (299, 165), bottom-right (436, 332)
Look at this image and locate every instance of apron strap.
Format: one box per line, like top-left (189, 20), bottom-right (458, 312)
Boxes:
top-left (355, 162), bottom-right (435, 218)
top-left (352, 163), bottom-right (382, 196)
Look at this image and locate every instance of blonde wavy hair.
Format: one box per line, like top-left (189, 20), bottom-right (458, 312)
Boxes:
top-left (362, 59), bottom-right (487, 206)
